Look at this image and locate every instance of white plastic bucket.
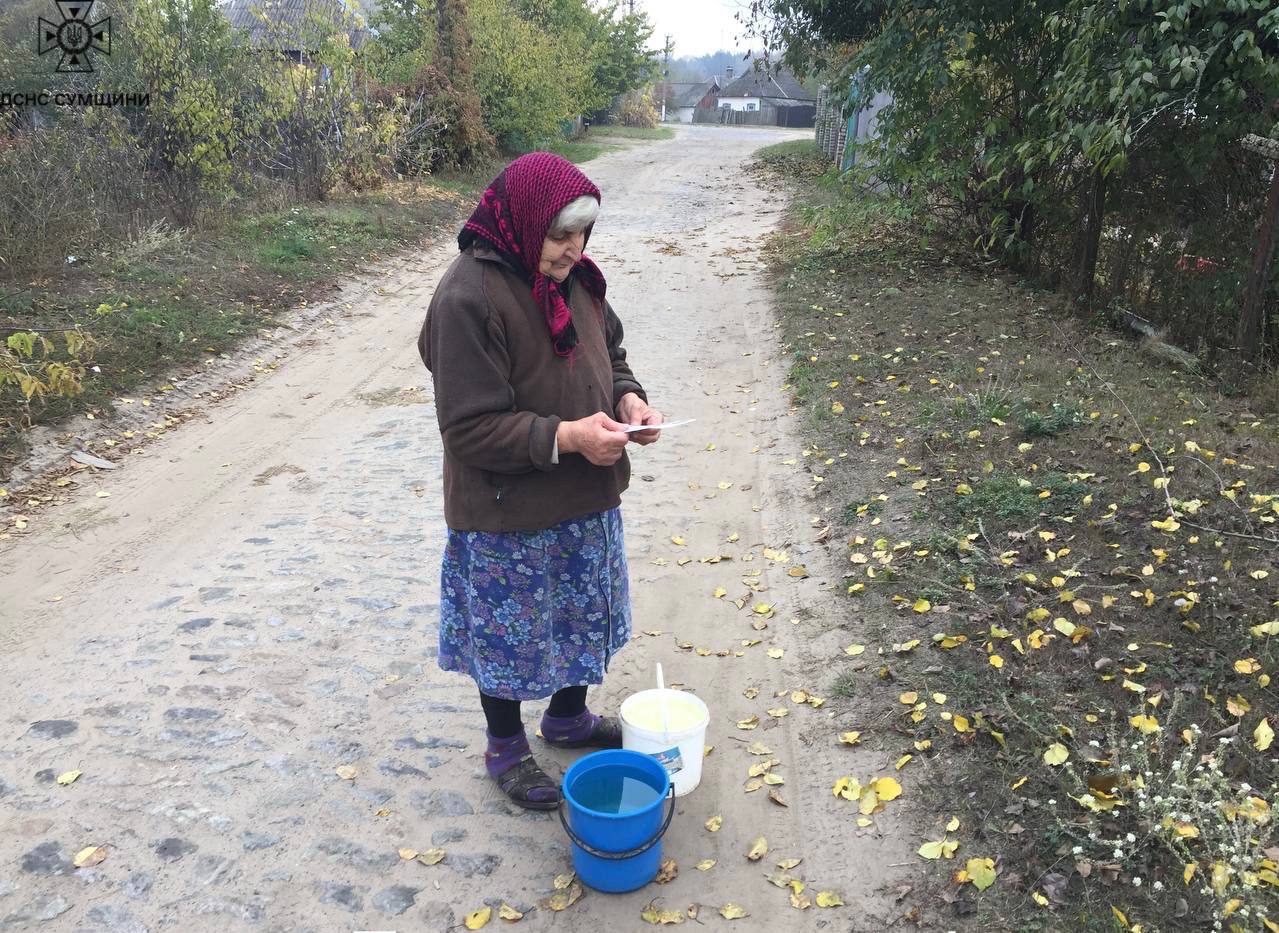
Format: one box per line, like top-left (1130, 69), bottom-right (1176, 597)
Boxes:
top-left (619, 689), bottom-right (710, 797)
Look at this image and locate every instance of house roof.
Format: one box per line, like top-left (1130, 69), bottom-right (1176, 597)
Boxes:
top-left (718, 65), bottom-right (814, 103)
top-left (673, 80), bottom-right (718, 108)
top-left (222, 0), bottom-right (377, 51)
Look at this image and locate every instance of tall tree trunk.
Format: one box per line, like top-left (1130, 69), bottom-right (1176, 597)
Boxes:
top-left (1238, 163), bottom-right (1279, 360)
top-left (1073, 169), bottom-right (1106, 310)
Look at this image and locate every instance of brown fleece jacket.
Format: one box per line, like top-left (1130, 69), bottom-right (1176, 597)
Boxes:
top-left (418, 243), bottom-right (646, 532)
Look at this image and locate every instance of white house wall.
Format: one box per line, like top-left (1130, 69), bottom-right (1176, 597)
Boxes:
top-left (718, 96), bottom-right (761, 112)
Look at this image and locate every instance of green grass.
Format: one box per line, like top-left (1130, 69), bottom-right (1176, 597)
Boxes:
top-left (1, 178), bottom-right (472, 473)
top-left (830, 670), bottom-right (859, 699)
top-left (1018, 401), bottom-right (1084, 437)
top-left (951, 470), bottom-right (1086, 523)
top-left (589, 125), bottom-right (675, 140)
top-left (545, 139), bottom-right (617, 164)
top-left (236, 204), bottom-right (402, 278)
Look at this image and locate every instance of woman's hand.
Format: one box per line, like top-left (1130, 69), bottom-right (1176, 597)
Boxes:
top-left (616, 392), bottom-right (663, 446)
top-left (557, 412), bottom-right (630, 466)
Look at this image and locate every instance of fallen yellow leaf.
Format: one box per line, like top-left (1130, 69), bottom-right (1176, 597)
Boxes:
top-left (746, 837), bottom-right (768, 861)
top-left (1256, 718), bottom-right (1274, 752)
top-left (73, 845), bottom-right (107, 868)
top-left (464, 906), bottom-right (492, 929)
top-left (1043, 743), bottom-right (1069, 766)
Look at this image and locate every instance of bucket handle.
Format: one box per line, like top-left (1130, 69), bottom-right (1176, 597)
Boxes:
top-left (558, 787), bottom-right (676, 861)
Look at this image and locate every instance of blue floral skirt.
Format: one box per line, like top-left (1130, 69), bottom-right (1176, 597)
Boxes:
top-left (438, 508), bottom-right (631, 700)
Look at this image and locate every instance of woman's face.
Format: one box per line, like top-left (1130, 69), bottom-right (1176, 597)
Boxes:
top-left (539, 229), bottom-right (586, 282)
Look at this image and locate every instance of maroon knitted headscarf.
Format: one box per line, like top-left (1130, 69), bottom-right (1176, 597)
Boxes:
top-left (458, 152), bottom-right (607, 358)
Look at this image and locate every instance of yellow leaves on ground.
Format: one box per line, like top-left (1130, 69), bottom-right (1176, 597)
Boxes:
top-left (464, 906), bottom-right (491, 929)
top-left (498, 904), bottom-right (524, 921)
top-left (844, 643), bottom-right (866, 656)
top-left (696, 859), bottom-right (716, 871)
top-left (899, 691), bottom-right (919, 705)
top-left (918, 837), bottom-right (959, 860)
top-left (833, 775), bottom-right (901, 815)
top-left (704, 814), bottom-right (722, 833)
top-left (719, 904), bottom-right (749, 920)
top-left (1235, 658), bottom-right (1262, 675)
top-left (1129, 714), bottom-right (1160, 734)
top-left (56, 769), bottom-right (82, 785)
top-left (960, 857), bottom-right (997, 891)
top-left (815, 891), bottom-right (844, 907)
top-left (766, 648), bottom-right (784, 659)
top-left (73, 845), bottom-right (107, 868)
top-left (544, 878), bottom-right (584, 911)
top-left (334, 765), bottom-right (357, 780)
top-left (641, 901), bottom-right (686, 925)
top-left (746, 837), bottom-right (768, 861)
top-left (1255, 717), bottom-right (1274, 752)
top-left (839, 731), bottom-right (862, 746)
top-left (912, 598), bottom-right (931, 613)
top-left (416, 848), bottom-right (446, 865)
top-left (1043, 743), bottom-right (1069, 766)
top-left (737, 715), bottom-right (759, 730)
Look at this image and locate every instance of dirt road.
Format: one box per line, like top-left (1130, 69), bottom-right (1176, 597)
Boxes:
top-left (0, 126), bottom-right (911, 931)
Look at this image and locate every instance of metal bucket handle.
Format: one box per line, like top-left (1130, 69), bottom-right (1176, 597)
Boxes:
top-left (557, 786), bottom-right (675, 861)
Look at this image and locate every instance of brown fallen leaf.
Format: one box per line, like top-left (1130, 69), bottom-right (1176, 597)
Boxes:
top-left (655, 857), bottom-right (678, 884)
top-left (769, 789), bottom-right (789, 807)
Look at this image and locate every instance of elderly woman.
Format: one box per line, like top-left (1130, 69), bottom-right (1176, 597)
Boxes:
top-left (418, 153), bottom-right (662, 810)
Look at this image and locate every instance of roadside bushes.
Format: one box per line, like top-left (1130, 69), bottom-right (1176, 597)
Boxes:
top-left (0, 0), bottom-right (657, 276)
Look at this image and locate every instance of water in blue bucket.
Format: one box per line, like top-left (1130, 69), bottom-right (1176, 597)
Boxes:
top-left (559, 749), bottom-right (674, 893)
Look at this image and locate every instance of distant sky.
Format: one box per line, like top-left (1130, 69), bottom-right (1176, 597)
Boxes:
top-left (638, 0), bottom-right (754, 58)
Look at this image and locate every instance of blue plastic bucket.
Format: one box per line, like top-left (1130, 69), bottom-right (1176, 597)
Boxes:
top-left (559, 749), bottom-right (675, 893)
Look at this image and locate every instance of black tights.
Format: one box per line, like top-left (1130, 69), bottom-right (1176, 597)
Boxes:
top-left (481, 686), bottom-right (588, 739)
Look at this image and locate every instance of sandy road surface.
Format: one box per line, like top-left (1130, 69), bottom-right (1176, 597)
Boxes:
top-left (0, 126), bottom-right (911, 931)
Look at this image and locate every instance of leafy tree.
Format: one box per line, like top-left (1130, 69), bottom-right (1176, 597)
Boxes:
top-left (109, 0), bottom-right (244, 221)
top-left (468, 0), bottom-right (588, 149)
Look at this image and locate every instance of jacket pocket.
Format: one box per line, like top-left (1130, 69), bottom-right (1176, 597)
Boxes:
top-left (481, 469), bottom-right (506, 506)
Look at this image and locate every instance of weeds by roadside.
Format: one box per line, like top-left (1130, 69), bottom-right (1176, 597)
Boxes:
top-left (758, 144), bottom-right (1279, 931)
top-left (0, 178), bottom-right (472, 476)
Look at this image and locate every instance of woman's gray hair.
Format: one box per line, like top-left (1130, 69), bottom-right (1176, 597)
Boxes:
top-left (549, 195), bottom-right (600, 236)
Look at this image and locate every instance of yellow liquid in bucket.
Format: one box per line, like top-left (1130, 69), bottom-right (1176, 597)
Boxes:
top-left (623, 695), bottom-right (704, 733)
